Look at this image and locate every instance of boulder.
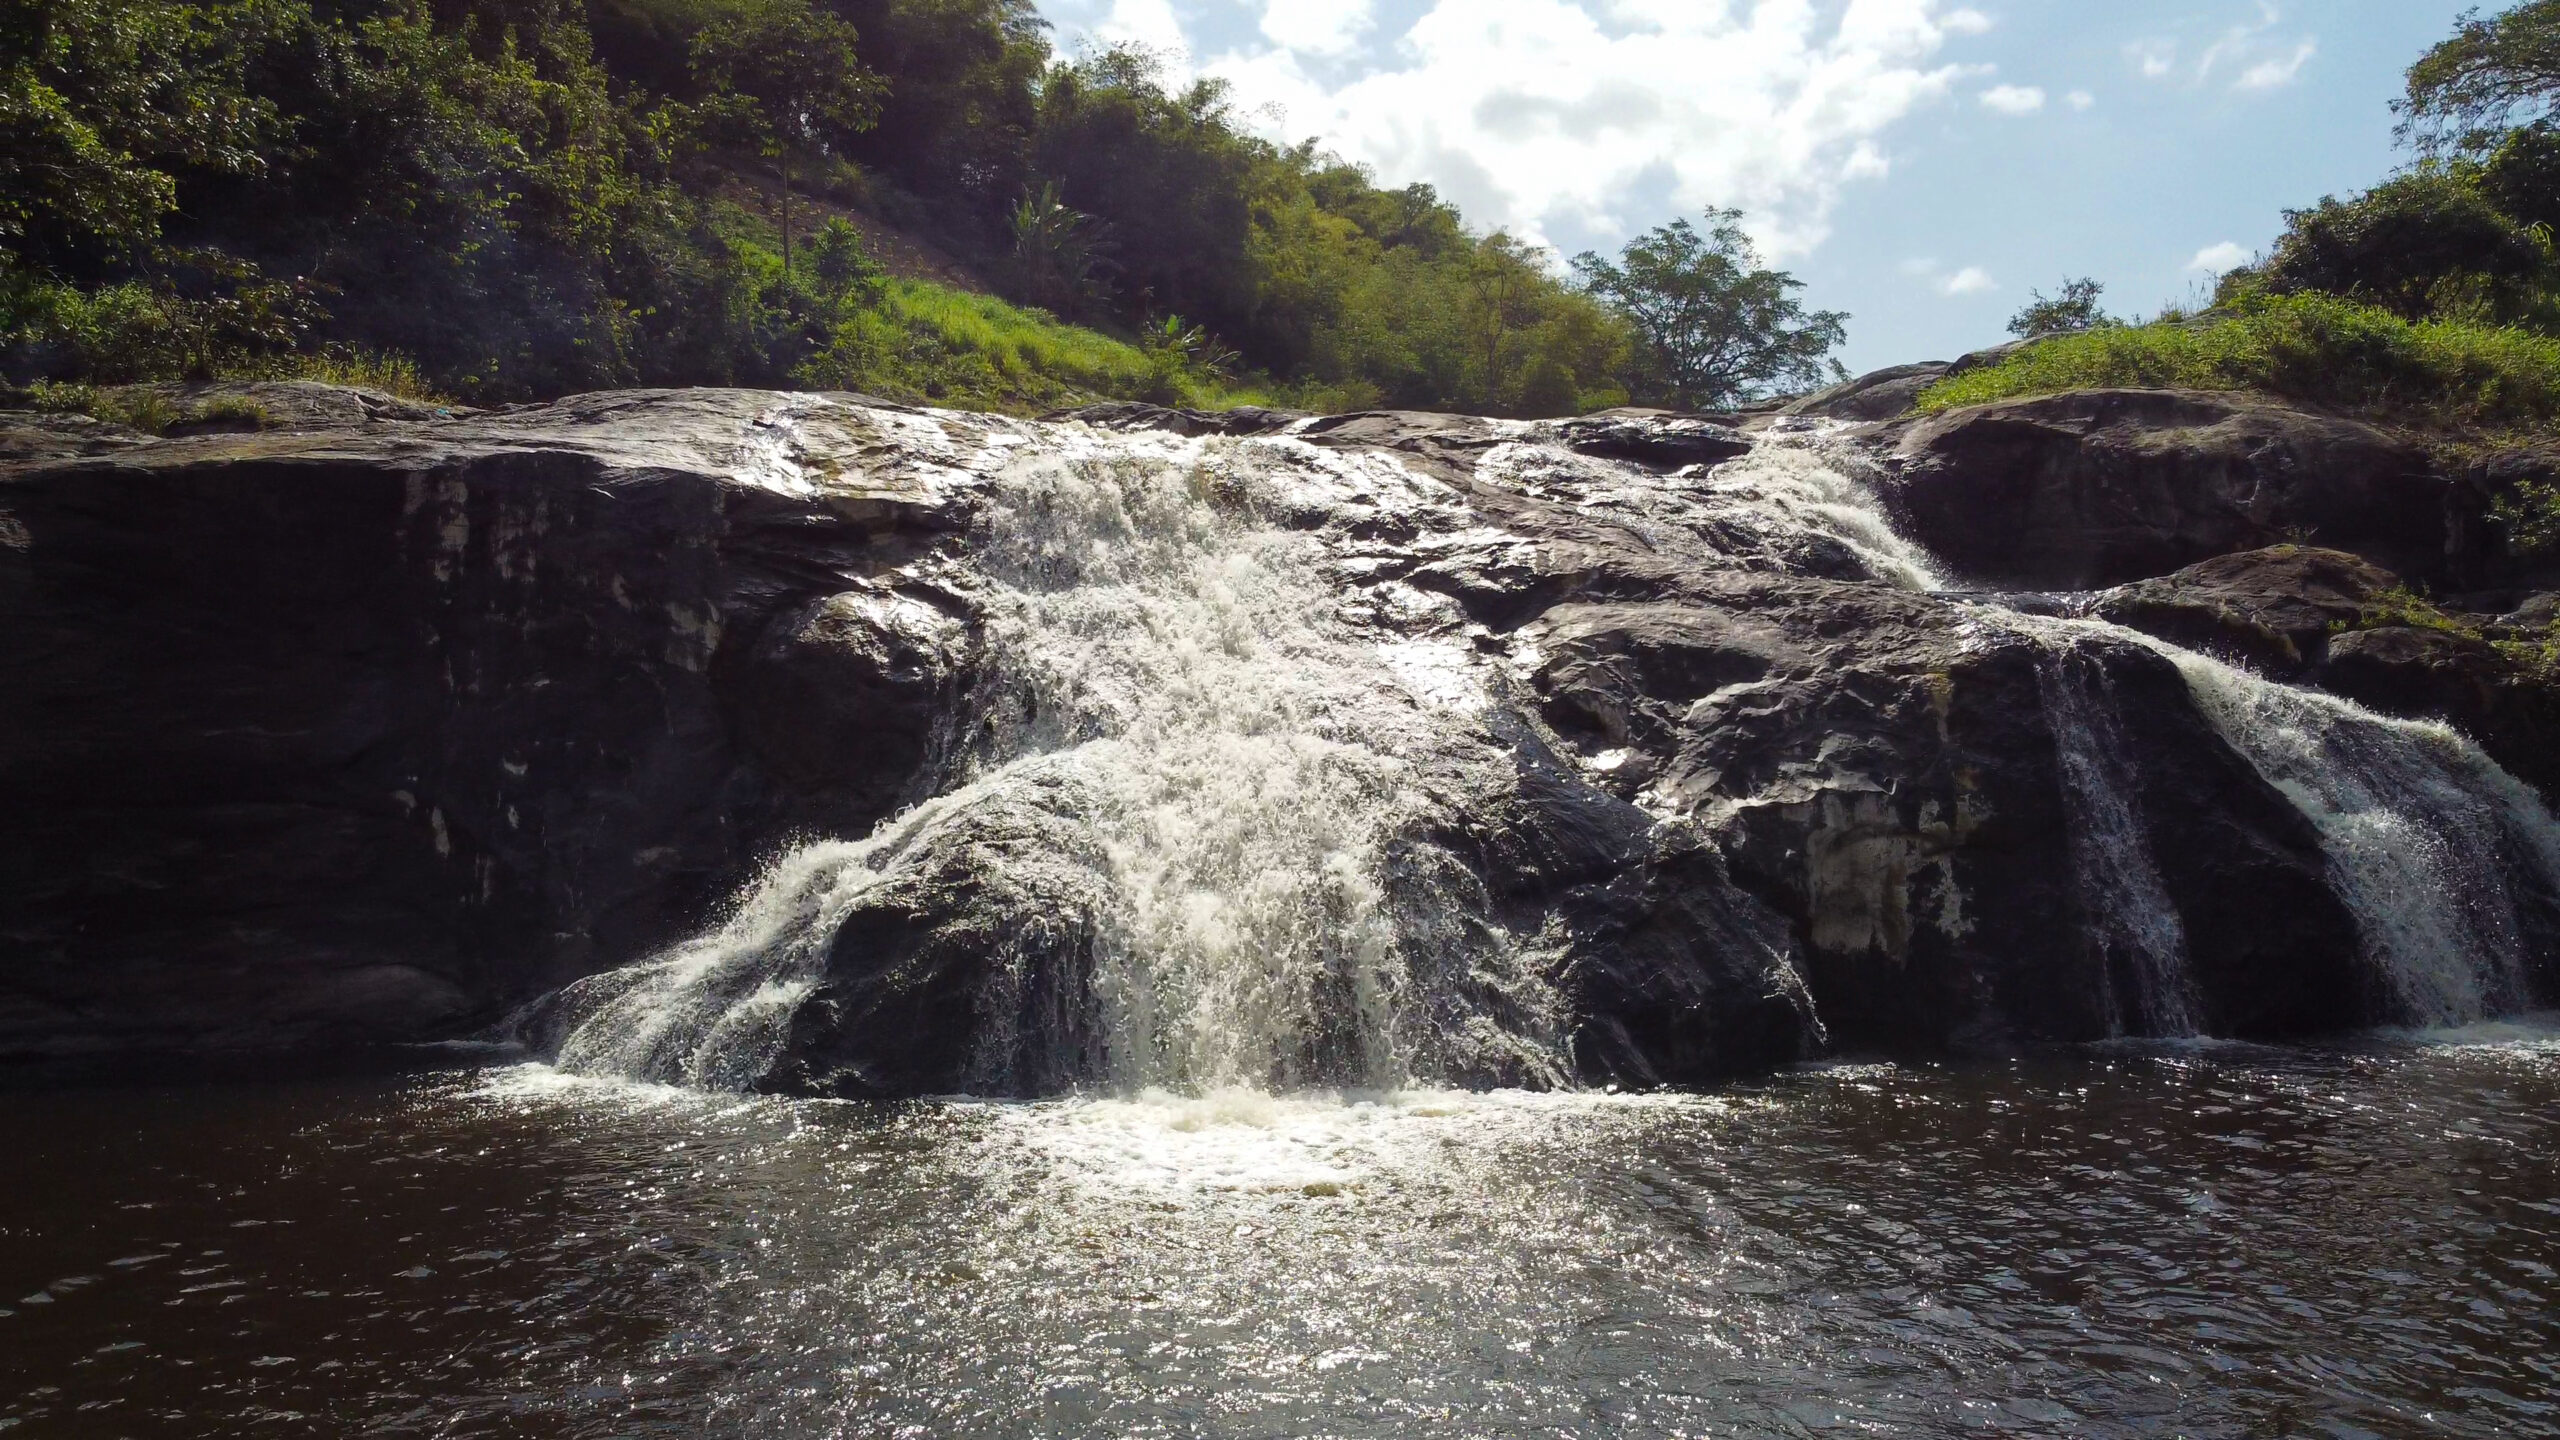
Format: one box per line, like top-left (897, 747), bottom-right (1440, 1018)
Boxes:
top-left (1785, 362), bottom-right (1952, 422)
top-left (2319, 627), bottom-right (2560, 798)
top-left (2090, 546), bottom-right (2400, 674)
top-left (1541, 412), bottom-right (1753, 470)
top-left (1890, 390), bottom-right (2445, 589)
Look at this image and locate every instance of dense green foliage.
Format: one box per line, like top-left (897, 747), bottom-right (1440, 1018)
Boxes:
top-left (0, 0), bottom-right (1847, 415)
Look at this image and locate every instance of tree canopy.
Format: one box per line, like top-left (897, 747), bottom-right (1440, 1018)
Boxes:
top-left (2401, 0), bottom-right (2560, 153)
top-left (0, 0), bottom-right (1853, 419)
top-left (2008, 279), bottom-right (2114, 339)
top-left (1572, 212), bottom-right (1847, 410)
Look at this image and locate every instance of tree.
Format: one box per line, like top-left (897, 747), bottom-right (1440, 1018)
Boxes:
top-left (2008, 278), bottom-right (2114, 338)
top-left (0, 0), bottom-right (277, 263)
top-left (1571, 210), bottom-right (1846, 410)
top-left (1465, 233), bottom-right (1544, 406)
top-left (2400, 0), bottom-right (2560, 154)
top-left (689, 0), bottom-right (882, 273)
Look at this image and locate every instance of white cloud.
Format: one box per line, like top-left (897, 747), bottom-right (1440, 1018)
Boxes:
top-left (2189, 241), bottom-right (2252, 273)
top-left (1979, 85), bottom-right (2046, 115)
top-left (2067, 89), bottom-right (2096, 111)
top-left (2193, 4), bottom-right (2315, 92)
top-left (1163, 0), bottom-right (1995, 258)
top-left (1938, 266), bottom-right (1997, 296)
top-left (2129, 40), bottom-right (2176, 79)
top-left (2235, 40), bottom-right (2316, 91)
top-left (1088, 0), bottom-right (1191, 70)
top-left (1260, 0), bottom-right (1376, 57)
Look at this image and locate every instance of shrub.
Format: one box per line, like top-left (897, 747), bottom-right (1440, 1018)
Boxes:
top-left (1918, 292), bottom-right (2560, 430)
top-left (2259, 170), bottom-right (2552, 321)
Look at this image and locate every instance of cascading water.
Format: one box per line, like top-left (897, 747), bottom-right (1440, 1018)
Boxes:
top-left (1727, 423), bottom-right (2560, 1033)
top-left (538, 409), bottom-right (2560, 1095)
top-left (2022, 624), bottom-right (2199, 1037)
top-left (540, 428), bottom-right (1570, 1094)
top-left (2155, 644), bottom-right (2560, 1026)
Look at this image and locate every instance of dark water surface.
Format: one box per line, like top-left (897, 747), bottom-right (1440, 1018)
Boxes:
top-left (5, 1025), bottom-right (2558, 1438)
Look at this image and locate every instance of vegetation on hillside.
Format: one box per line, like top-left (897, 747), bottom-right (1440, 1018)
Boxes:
top-left (1925, 0), bottom-right (2560, 448)
top-left (0, 0), bottom-right (1848, 416)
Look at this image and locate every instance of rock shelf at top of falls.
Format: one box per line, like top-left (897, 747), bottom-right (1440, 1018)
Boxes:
top-left (7, 381), bottom-right (2560, 1091)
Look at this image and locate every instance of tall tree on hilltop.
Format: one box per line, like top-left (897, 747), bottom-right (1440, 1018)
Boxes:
top-left (2008, 278), bottom-right (2114, 338)
top-left (2400, 0), bottom-right (2560, 154)
top-left (1572, 210), bottom-right (1846, 410)
top-left (689, 0), bottom-right (882, 273)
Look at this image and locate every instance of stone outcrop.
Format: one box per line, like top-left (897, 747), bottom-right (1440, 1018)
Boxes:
top-left (6, 381), bottom-right (2555, 1087)
top-left (1, 387), bottom-right (1002, 1058)
top-left (1889, 390), bottom-right (2446, 589)
top-left (2090, 546), bottom-right (2403, 674)
top-left (2092, 545), bottom-right (2560, 799)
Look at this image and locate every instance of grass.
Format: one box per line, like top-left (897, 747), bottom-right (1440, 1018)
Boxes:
top-left (1918, 292), bottom-right (2560, 431)
top-left (802, 278), bottom-right (1265, 415)
top-left (270, 350), bottom-right (452, 405)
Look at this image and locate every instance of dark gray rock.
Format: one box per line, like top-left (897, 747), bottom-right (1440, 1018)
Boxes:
top-left (1542, 413), bottom-right (1753, 470)
top-left (2091, 545), bottom-right (2401, 674)
top-left (1517, 581), bottom-right (2363, 1048)
top-left (2089, 545), bottom-right (2560, 800)
top-left (1785, 362), bottom-right (1951, 422)
top-left (1891, 390), bottom-right (2444, 588)
top-left (0, 388), bottom-right (1004, 1058)
top-left (1050, 401), bottom-right (1306, 436)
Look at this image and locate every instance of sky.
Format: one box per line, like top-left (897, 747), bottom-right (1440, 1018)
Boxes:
top-left (1031, 0), bottom-right (2483, 374)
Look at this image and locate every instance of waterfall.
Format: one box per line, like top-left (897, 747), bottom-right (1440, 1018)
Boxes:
top-left (534, 408), bottom-right (2560, 1095)
top-left (2155, 645), bottom-right (2560, 1027)
top-left (2027, 628), bottom-right (2199, 1036)
top-left (1733, 428), bottom-right (2560, 1032)
top-left (540, 430), bottom-right (1569, 1094)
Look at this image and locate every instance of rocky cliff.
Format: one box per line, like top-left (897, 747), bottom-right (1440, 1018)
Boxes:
top-left (6, 380), bottom-right (2557, 1088)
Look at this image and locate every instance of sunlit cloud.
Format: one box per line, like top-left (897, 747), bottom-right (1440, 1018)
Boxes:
top-left (1980, 85), bottom-right (2046, 116)
top-left (2189, 241), bottom-right (2253, 272)
top-left (1050, 0), bottom-right (1997, 259)
top-left (2235, 41), bottom-right (2317, 91)
top-left (1938, 266), bottom-right (1997, 296)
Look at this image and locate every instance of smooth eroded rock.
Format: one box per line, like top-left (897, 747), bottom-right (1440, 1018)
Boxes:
top-left (1891, 390), bottom-right (2444, 588)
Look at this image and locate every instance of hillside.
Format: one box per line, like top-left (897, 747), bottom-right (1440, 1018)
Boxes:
top-left (2, 0), bottom-right (1709, 415)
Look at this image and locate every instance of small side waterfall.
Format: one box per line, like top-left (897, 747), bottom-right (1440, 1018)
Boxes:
top-left (2159, 645), bottom-right (2560, 1026)
top-left (1744, 425), bottom-right (2560, 1033)
top-left (2029, 632), bottom-right (2198, 1036)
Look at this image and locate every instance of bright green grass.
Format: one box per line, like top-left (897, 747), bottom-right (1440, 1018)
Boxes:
top-left (1919, 292), bottom-right (2560, 430)
top-left (808, 278), bottom-right (1263, 415)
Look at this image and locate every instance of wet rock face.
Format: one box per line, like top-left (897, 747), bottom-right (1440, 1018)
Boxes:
top-left (6, 383), bottom-right (2552, 1083)
top-left (1516, 582), bottom-right (2360, 1048)
top-left (0, 388), bottom-right (1012, 1057)
top-left (2091, 546), bottom-right (2403, 675)
top-left (1890, 390), bottom-right (2445, 590)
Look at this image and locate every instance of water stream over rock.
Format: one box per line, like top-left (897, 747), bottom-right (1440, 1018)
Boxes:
top-left (534, 412), bottom-right (2560, 1092)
